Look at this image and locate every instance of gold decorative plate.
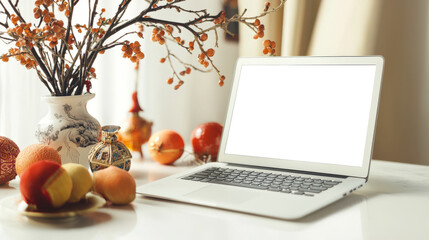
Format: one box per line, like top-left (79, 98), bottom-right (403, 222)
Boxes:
top-left (0, 193), bottom-right (106, 218)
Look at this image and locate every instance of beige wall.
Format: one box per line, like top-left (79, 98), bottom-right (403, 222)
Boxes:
top-left (371, 0), bottom-right (429, 165)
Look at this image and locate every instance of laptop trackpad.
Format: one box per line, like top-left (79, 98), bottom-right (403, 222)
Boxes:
top-left (183, 185), bottom-right (257, 205)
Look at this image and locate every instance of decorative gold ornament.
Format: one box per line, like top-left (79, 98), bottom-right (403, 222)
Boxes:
top-left (118, 91), bottom-right (152, 157)
top-left (88, 125), bottom-right (132, 172)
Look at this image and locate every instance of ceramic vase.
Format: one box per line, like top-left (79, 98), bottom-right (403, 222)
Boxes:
top-left (35, 94), bottom-right (101, 168)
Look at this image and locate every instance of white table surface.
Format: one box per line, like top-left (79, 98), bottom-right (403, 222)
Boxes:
top-left (0, 158), bottom-right (428, 240)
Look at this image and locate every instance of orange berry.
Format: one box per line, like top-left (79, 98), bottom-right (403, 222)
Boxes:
top-left (220, 75), bottom-right (226, 81)
top-left (253, 35), bottom-right (258, 39)
top-left (160, 58), bottom-right (166, 63)
top-left (152, 28), bottom-right (159, 34)
top-left (189, 41), bottom-right (194, 47)
top-left (262, 48), bottom-right (269, 55)
top-left (167, 78), bottom-right (173, 84)
top-left (130, 56), bottom-right (138, 63)
top-left (133, 47), bottom-right (141, 54)
top-left (264, 2), bottom-right (271, 12)
top-left (49, 41), bottom-right (57, 48)
top-left (200, 33), bottom-right (208, 41)
top-left (121, 45), bottom-right (127, 51)
top-left (271, 49), bottom-right (276, 55)
top-left (137, 52), bottom-right (145, 59)
top-left (2, 56), bottom-right (9, 62)
top-left (158, 38), bottom-right (165, 45)
top-left (203, 61), bottom-right (209, 68)
top-left (175, 37), bottom-right (181, 43)
top-left (258, 25), bottom-right (265, 32)
top-left (254, 19), bottom-right (260, 26)
top-left (43, 15), bottom-right (51, 23)
top-left (99, 50), bottom-right (105, 54)
top-left (159, 30), bottom-right (165, 36)
top-left (206, 48), bottom-right (215, 57)
top-left (185, 67), bottom-right (191, 74)
top-left (257, 31), bottom-right (264, 38)
top-left (179, 71), bottom-right (185, 76)
top-left (270, 41), bottom-right (276, 48)
top-left (263, 40), bottom-right (271, 47)
top-left (137, 32), bottom-right (143, 38)
top-left (101, 8), bottom-right (106, 13)
top-left (218, 80), bottom-right (224, 87)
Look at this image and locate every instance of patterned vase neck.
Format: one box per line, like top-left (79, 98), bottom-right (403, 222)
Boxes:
top-left (101, 125), bottom-right (120, 143)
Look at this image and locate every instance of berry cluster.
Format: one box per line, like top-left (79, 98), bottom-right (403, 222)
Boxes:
top-left (252, 19), bottom-right (265, 39)
top-left (262, 40), bottom-right (276, 55)
top-left (1, 48), bottom-right (36, 69)
top-left (151, 28), bottom-right (166, 45)
top-left (121, 41), bottom-right (145, 63)
top-left (213, 11), bottom-right (226, 25)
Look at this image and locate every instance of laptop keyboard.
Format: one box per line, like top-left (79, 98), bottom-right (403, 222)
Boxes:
top-left (181, 167), bottom-right (342, 197)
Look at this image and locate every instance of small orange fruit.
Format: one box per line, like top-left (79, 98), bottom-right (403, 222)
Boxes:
top-left (148, 130), bottom-right (184, 165)
top-left (15, 144), bottom-right (61, 177)
top-left (93, 166), bottom-right (136, 205)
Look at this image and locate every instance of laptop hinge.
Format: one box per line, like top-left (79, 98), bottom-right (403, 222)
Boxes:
top-left (225, 163), bottom-right (349, 179)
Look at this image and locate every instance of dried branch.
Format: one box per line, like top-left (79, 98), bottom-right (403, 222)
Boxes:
top-left (0, 0), bottom-right (286, 95)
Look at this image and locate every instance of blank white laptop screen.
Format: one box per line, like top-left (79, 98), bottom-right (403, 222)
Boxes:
top-left (224, 64), bottom-right (377, 167)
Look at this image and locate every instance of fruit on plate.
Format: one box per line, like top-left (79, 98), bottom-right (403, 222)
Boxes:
top-left (20, 160), bottom-right (72, 209)
top-left (62, 163), bottom-right (93, 203)
top-left (15, 144), bottom-right (61, 177)
top-left (148, 130), bottom-right (184, 165)
top-left (191, 122), bottom-right (223, 162)
top-left (93, 166), bottom-right (136, 205)
top-left (0, 136), bottom-right (20, 184)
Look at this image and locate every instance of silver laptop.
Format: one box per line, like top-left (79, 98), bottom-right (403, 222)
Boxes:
top-left (138, 56), bottom-right (384, 220)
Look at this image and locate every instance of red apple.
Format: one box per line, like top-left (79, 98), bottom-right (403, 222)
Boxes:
top-left (191, 122), bottom-right (223, 162)
top-left (20, 160), bottom-right (72, 210)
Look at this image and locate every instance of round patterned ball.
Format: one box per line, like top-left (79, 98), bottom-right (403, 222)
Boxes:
top-left (0, 136), bottom-right (20, 184)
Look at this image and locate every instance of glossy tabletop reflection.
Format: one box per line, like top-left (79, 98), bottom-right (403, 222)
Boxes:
top-left (0, 157), bottom-right (428, 240)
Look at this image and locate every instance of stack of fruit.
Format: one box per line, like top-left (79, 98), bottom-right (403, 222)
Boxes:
top-left (15, 143), bottom-right (136, 210)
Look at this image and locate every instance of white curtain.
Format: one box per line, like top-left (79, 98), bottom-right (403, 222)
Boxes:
top-left (0, 0), bottom-right (237, 150)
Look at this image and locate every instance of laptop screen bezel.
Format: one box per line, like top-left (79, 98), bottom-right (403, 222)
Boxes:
top-left (218, 56), bottom-right (384, 179)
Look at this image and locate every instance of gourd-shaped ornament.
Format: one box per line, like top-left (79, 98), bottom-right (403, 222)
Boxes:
top-left (88, 125), bottom-right (132, 172)
top-left (118, 91), bottom-right (153, 157)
